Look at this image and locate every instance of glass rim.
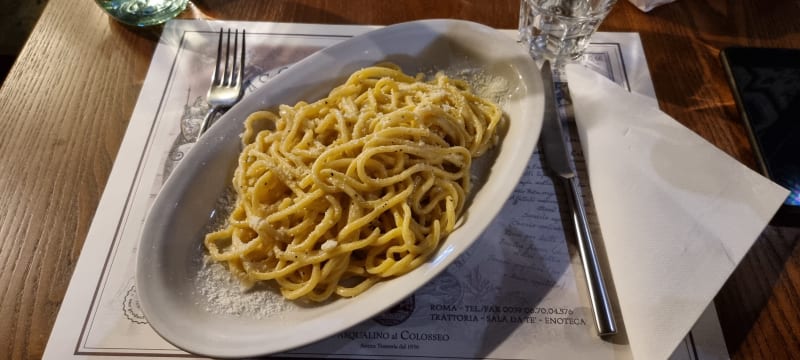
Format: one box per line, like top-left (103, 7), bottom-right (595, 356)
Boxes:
top-left (523, 0), bottom-right (618, 21)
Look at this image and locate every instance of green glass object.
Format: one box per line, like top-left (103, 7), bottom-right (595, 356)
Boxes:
top-left (97, 0), bottom-right (188, 27)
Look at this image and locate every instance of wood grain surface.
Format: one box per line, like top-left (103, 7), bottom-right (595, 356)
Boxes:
top-left (0, 0), bottom-right (798, 358)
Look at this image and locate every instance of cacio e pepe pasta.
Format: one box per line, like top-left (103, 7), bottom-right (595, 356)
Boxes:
top-left (204, 63), bottom-right (502, 302)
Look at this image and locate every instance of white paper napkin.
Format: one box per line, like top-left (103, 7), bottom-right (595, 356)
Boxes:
top-left (564, 64), bottom-right (789, 359)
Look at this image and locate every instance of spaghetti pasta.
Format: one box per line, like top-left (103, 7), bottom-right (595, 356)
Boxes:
top-left (204, 63), bottom-right (503, 302)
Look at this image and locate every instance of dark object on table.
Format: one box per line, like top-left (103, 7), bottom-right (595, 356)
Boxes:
top-left (721, 46), bottom-right (800, 227)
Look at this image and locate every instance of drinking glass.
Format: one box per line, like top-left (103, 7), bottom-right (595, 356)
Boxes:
top-left (96, 0), bottom-right (188, 27)
top-left (519, 0), bottom-right (617, 64)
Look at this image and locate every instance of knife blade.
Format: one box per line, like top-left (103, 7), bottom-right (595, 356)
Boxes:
top-left (539, 60), bottom-right (617, 336)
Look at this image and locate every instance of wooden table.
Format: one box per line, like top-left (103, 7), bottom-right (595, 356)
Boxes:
top-left (1, 0), bottom-right (798, 358)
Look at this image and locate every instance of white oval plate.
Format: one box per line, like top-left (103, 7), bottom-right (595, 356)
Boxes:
top-left (137, 19), bottom-right (543, 358)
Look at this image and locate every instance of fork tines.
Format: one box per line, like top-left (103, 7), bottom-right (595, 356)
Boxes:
top-left (212, 28), bottom-right (245, 88)
top-left (198, 28), bottom-right (247, 140)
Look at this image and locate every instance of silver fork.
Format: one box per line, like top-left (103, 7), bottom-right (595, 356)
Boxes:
top-left (197, 28), bottom-right (246, 140)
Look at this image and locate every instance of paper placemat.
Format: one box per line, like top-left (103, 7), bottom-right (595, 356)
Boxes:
top-left (43, 20), bottom-right (730, 359)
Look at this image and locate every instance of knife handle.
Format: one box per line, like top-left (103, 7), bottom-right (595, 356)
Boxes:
top-left (562, 176), bottom-right (617, 336)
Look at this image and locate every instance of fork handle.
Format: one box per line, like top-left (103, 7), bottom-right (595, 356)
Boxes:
top-left (197, 107), bottom-right (219, 141)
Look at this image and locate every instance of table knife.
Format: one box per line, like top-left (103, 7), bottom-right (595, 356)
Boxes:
top-left (539, 60), bottom-right (617, 336)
